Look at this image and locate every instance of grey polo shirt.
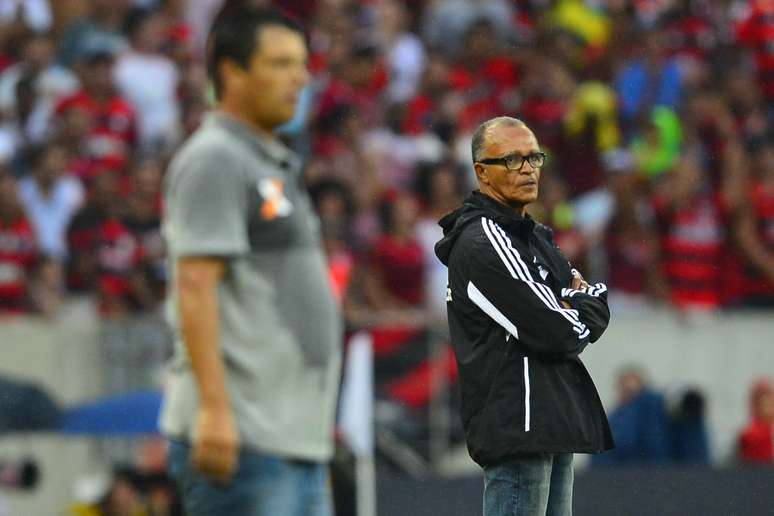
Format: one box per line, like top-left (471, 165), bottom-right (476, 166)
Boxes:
top-left (159, 112), bottom-right (342, 461)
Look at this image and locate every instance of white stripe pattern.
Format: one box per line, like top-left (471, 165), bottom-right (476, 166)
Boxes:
top-left (523, 357), bottom-right (531, 432)
top-left (489, 220), bottom-right (583, 325)
top-left (481, 218), bottom-right (587, 338)
top-left (467, 281), bottom-right (520, 339)
top-left (561, 282), bottom-right (608, 299)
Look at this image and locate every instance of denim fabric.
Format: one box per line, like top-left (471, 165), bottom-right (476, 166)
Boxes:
top-left (167, 439), bottom-right (332, 516)
top-left (483, 453), bottom-right (574, 516)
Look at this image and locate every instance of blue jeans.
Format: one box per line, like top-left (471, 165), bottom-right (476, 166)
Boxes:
top-left (167, 439), bottom-right (332, 516)
top-left (483, 453), bottom-right (574, 516)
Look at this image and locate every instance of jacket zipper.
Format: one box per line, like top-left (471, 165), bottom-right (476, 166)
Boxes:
top-left (523, 357), bottom-right (531, 432)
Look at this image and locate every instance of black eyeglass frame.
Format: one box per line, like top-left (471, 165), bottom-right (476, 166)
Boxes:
top-left (477, 151), bottom-right (547, 172)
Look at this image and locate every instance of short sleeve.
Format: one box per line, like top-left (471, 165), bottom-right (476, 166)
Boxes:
top-left (165, 147), bottom-right (249, 257)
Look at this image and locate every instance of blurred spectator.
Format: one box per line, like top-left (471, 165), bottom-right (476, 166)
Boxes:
top-left (58, 0), bottom-right (129, 66)
top-left (123, 159), bottom-right (165, 304)
top-left (421, 0), bottom-right (514, 56)
top-left (0, 172), bottom-right (36, 314)
top-left (731, 143), bottom-right (774, 307)
top-left (113, 8), bottom-right (181, 152)
top-left (530, 167), bottom-right (587, 270)
top-left (593, 366), bottom-right (671, 466)
top-left (94, 203), bottom-right (150, 318)
top-left (447, 18), bottom-right (520, 132)
top-left (549, 0), bottom-right (611, 51)
top-left (17, 143), bottom-right (84, 260)
top-left (652, 154), bottom-right (724, 311)
top-left (615, 30), bottom-right (683, 138)
top-left (362, 190), bottom-right (425, 312)
top-left (309, 179), bottom-right (356, 305)
top-left (736, 0), bottom-right (774, 103)
top-left (414, 161), bottom-right (462, 318)
top-left (372, 0), bottom-right (425, 103)
top-left (739, 379), bottom-right (774, 464)
top-left (55, 50), bottom-right (137, 180)
top-left (0, 32), bottom-right (78, 144)
top-left (630, 106), bottom-right (682, 180)
top-left (27, 254), bottom-right (64, 317)
top-left (66, 171), bottom-right (120, 293)
top-left (670, 388), bottom-right (710, 465)
top-left (0, 0), bottom-right (52, 33)
top-left (603, 161), bottom-right (668, 310)
top-left (0, 0), bottom-right (768, 323)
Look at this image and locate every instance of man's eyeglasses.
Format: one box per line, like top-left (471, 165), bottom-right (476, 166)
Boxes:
top-left (477, 152), bottom-right (546, 172)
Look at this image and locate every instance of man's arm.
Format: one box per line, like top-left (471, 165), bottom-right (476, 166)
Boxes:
top-left (456, 218), bottom-right (592, 359)
top-left (560, 269), bottom-right (610, 343)
top-left (165, 146), bottom-right (249, 483)
top-left (177, 256), bottom-right (239, 483)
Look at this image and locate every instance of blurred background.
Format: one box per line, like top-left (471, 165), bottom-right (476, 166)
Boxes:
top-left (0, 0), bottom-right (772, 514)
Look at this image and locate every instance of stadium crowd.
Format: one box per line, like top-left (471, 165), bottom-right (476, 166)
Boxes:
top-left (0, 0), bottom-right (773, 320)
top-left (0, 0), bottom-right (772, 513)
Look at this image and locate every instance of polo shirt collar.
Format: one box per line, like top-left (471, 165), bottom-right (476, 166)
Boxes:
top-left (206, 111), bottom-right (301, 172)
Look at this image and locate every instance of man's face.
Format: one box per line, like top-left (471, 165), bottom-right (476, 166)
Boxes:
top-left (235, 25), bottom-right (309, 130)
top-left (475, 125), bottom-right (542, 212)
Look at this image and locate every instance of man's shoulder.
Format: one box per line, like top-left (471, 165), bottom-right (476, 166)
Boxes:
top-left (448, 216), bottom-right (500, 262)
top-left (169, 124), bottom-right (247, 175)
top-left (533, 221), bottom-right (555, 242)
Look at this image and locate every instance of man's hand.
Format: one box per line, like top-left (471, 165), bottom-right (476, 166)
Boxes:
top-left (571, 269), bottom-right (589, 291)
top-left (192, 405), bottom-right (240, 484)
top-left (561, 270), bottom-right (589, 309)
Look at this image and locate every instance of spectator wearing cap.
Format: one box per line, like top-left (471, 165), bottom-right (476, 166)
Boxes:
top-left (55, 49), bottom-right (137, 177)
top-left (57, 0), bottom-right (129, 67)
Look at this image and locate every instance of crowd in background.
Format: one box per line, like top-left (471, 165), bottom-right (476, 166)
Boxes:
top-left (0, 0), bottom-right (773, 513)
top-left (0, 0), bottom-right (772, 322)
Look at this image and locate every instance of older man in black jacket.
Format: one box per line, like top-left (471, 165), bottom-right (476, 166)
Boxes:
top-left (435, 116), bottom-right (613, 516)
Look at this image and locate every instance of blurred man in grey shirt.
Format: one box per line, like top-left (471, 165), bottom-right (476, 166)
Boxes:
top-left (160, 6), bottom-right (341, 515)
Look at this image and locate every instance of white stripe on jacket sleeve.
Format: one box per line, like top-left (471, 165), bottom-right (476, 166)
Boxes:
top-left (467, 281), bottom-right (519, 339)
top-left (481, 218), bottom-right (587, 337)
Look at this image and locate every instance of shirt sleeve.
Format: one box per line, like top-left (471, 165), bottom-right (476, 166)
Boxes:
top-left (560, 279), bottom-right (610, 344)
top-left (456, 218), bottom-right (591, 359)
top-left (165, 146), bottom-right (249, 257)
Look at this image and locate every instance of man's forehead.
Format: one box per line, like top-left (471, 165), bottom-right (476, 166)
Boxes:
top-left (254, 25), bottom-right (307, 56)
top-left (485, 125), bottom-right (538, 153)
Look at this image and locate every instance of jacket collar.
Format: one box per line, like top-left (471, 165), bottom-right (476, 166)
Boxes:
top-left (466, 191), bottom-right (536, 240)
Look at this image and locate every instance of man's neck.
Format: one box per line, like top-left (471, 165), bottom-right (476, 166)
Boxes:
top-left (478, 188), bottom-right (527, 217)
top-left (218, 101), bottom-right (275, 139)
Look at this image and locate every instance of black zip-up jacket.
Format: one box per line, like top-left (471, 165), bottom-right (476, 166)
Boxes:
top-left (435, 192), bottom-right (614, 466)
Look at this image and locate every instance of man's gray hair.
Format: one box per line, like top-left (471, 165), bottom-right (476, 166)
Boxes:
top-left (471, 116), bottom-right (527, 163)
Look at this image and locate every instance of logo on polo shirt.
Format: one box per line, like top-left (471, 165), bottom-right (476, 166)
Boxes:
top-left (257, 178), bottom-right (293, 220)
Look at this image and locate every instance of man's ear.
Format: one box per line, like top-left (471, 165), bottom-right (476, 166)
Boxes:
top-left (219, 59), bottom-right (246, 95)
top-left (474, 163), bottom-right (488, 185)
